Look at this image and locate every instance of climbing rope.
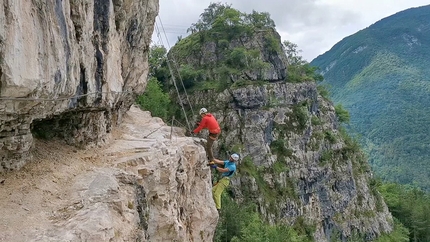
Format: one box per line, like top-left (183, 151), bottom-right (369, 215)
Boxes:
top-left (154, 16), bottom-right (199, 133)
top-left (0, 90), bottom-right (131, 101)
top-left (0, 90), bottom-right (132, 115)
top-left (142, 124), bottom-right (165, 138)
top-left (157, 16), bottom-right (196, 118)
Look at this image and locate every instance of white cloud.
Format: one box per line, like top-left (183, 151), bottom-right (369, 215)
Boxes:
top-left (153, 0), bottom-right (430, 61)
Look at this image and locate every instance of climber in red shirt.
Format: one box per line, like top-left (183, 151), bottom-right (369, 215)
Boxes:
top-left (193, 108), bottom-right (221, 162)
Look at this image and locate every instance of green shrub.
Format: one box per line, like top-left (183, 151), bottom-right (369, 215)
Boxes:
top-left (227, 48), bottom-right (247, 69)
top-left (215, 194), bottom-right (309, 242)
top-left (374, 218), bottom-right (409, 242)
top-left (320, 150), bottom-right (333, 164)
top-left (324, 131), bottom-right (337, 144)
top-left (317, 85), bottom-right (330, 99)
top-left (378, 182), bottom-right (430, 241)
top-left (178, 64), bottom-right (204, 89)
top-left (292, 104), bottom-right (309, 130)
top-left (272, 161), bottom-right (289, 174)
top-left (136, 77), bottom-right (171, 121)
top-left (265, 35), bottom-right (281, 53)
top-left (335, 104), bottom-right (350, 123)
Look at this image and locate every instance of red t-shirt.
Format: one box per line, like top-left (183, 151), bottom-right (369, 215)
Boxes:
top-left (193, 113), bottom-right (221, 134)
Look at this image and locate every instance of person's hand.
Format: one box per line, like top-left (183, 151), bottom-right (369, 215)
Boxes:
top-left (210, 165), bottom-right (217, 169)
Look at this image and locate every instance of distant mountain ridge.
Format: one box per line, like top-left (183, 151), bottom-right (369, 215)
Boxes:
top-left (310, 4), bottom-right (430, 190)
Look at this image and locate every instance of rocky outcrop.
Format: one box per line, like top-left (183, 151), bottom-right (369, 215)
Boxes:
top-left (0, 106), bottom-right (217, 241)
top-left (166, 15), bottom-right (393, 240)
top-left (188, 82), bottom-right (393, 241)
top-left (0, 0), bottom-right (158, 172)
top-left (169, 27), bottom-right (288, 83)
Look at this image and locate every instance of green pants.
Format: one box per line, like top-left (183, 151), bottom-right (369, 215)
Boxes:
top-left (212, 177), bottom-right (230, 210)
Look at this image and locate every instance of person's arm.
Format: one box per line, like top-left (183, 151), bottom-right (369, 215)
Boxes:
top-left (216, 166), bottom-right (230, 173)
top-left (211, 158), bottom-right (224, 165)
top-left (193, 117), bottom-right (207, 133)
top-left (212, 160), bottom-right (230, 172)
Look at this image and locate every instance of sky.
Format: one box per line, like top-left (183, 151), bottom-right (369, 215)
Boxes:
top-left (152, 0), bottom-right (430, 61)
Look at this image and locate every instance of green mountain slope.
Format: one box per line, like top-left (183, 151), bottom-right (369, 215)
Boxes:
top-left (310, 5), bottom-right (430, 190)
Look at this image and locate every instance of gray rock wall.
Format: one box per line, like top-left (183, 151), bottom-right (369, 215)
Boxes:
top-left (189, 82), bottom-right (393, 241)
top-left (0, 106), bottom-right (217, 241)
top-left (0, 0), bottom-right (158, 172)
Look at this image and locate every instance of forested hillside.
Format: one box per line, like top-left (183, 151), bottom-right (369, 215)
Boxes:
top-left (311, 5), bottom-right (430, 190)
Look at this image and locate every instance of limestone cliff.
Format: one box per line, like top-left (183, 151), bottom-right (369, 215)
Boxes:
top-left (0, 1), bottom-right (221, 241)
top-left (0, 106), bottom-right (217, 241)
top-left (0, 0), bottom-right (157, 172)
top-left (168, 24), bottom-right (394, 241)
top-left (188, 83), bottom-right (393, 241)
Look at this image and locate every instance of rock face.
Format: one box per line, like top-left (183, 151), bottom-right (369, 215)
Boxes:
top-left (169, 27), bottom-right (288, 83)
top-left (169, 23), bottom-right (393, 240)
top-left (0, 106), bottom-right (217, 241)
top-left (0, 0), bottom-right (158, 172)
top-left (189, 82), bottom-right (393, 241)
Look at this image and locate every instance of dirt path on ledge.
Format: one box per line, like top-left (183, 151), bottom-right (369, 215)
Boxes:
top-left (0, 134), bottom-right (118, 240)
top-left (0, 106), bottom-right (197, 241)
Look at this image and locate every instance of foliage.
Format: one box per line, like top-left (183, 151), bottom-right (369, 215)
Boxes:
top-left (269, 139), bottom-right (292, 160)
top-left (272, 161), bottom-right (289, 174)
top-left (317, 85), bottom-right (330, 99)
top-left (244, 10), bottom-right (276, 29)
top-left (283, 41), bottom-right (305, 66)
top-left (214, 192), bottom-right (310, 242)
top-left (374, 218), bottom-right (409, 242)
top-left (334, 104), bottom-right (350, 123)
top-left (177, 64), bottom-right (204, 89)
top-left (283, 40), bottom-right (324, 83)
top-left (324, 131), bottom-right (337, 144)
top-left (319, 150), bottom-right (333, 164)
top-left (231, 213), bottom-right (308, 242)
top-left (339, 127), bottom-right (362, 154)
top-left (136, 77), bottom-right (172, 121)
top-left (310, 5), bottom-right (430, 191)
top-left (292, 102), bottom-right (309, 130)
top-left (311, 116), bottom-right (322, 125)
top-left (148, 45), bottom-right (170, 88)
top-left (265, 35), bottom-right (281, 53)
top-left (149, 45), bottom-right (167, 77)
top-left (227, 47), bottom-right (248, 68)
top-left (239, 158), bottom-right (276, 201)
top-left (378, 182), bottom-right (430, 242)
top-left (187, 2), bottom-right (275, 35)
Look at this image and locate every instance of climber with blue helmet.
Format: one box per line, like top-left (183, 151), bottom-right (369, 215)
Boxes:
top-left (209, 153), bottom-right (240, 212)
top-left (193, 107), bottom-right (221, 162)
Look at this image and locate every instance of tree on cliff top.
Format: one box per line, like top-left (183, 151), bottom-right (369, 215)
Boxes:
top-left (187, 2), bottom-right (275, 35)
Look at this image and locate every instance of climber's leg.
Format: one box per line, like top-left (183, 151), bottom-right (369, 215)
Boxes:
top-left (212, 177), bottom-right (229, 210)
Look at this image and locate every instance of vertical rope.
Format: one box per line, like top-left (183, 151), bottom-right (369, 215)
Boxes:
top-left (157, 16), bottom-right (196, 119)
top-left (154, 19), bottom-right (192, 133)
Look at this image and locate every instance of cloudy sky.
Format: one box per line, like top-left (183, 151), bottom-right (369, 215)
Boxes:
top-left (153, 0), bottom-right (430, 61)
